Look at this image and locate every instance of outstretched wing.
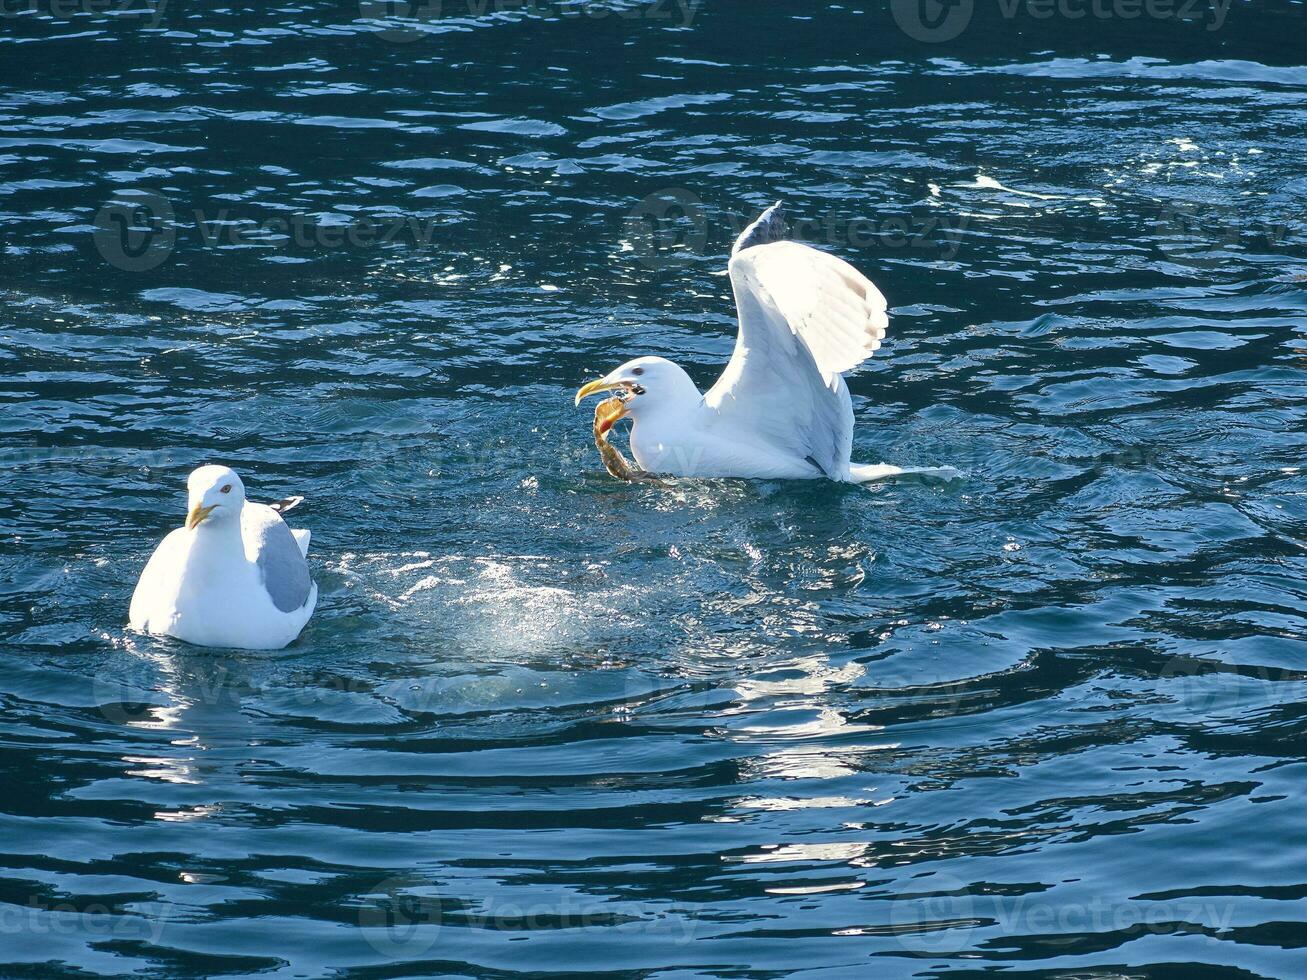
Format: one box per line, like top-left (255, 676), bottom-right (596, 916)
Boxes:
top-left (703, 203), bottom-right (889, 479)
top-left (241, 503), bottom-right (313, 613)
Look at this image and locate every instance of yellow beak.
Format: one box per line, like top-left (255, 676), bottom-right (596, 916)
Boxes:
top-left (575, 377), bottom-right (622, 406)
top-left (186, 503), bottom-right (217, 530)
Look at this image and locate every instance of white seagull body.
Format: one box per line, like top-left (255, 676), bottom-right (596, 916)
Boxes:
top-left (578, 202), bottom-right (951, 482)
top-left (129, 465), bottom-right (318, 650)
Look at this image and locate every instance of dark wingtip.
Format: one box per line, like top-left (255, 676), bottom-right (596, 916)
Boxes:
top-left (269, 495), bottom-right (304, 514)
top-left (732, 200), bottom-right (787, 255)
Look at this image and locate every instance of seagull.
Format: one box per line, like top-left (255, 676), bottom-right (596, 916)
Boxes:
top-left (577, 201), bottom-right (953, 482)
top-left (129, 465), bottom-right (317, 650)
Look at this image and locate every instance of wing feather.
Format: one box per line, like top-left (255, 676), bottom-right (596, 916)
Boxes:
top-left (703, 210), bottom-right (890, 480)
top-left (747, 242), bottom-right (887, 383)
top-left (241, 503), bottom-right (312, 613)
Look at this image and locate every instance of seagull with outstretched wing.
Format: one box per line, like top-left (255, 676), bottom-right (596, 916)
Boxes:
top-left (576, 201), bottom-right (954, 482)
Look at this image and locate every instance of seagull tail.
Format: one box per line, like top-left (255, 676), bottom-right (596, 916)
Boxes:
top-left (291, 528), bottom-right (311, 557)
top-left (849, 463), bottom-right (963, 484)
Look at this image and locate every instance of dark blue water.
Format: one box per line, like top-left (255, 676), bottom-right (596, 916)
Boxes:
top-left (2, 2), bottom-right (1306, 977)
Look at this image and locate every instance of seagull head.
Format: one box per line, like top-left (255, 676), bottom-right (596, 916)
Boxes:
top-left (186, 465), bottom-right (246, 530)
top-left (574, 356), bottom-right (700, 425)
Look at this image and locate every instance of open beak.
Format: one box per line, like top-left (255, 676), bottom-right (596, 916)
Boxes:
top-left (186, 503), bottom-right (217, 530)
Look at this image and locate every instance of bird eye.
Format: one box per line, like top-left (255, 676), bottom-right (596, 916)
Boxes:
top-left (220, 484), bottom-right (232, 494)
top-left (631, 367), bottom-right (644, 376)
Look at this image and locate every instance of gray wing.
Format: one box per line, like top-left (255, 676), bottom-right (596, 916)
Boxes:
top-left (242, 503), bottom-right (312, 613)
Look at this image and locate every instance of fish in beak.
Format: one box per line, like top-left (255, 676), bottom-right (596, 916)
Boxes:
top-left (592, 395), bottom-right (629, 436)
top-left (186, 503), bottom-right (217, 530)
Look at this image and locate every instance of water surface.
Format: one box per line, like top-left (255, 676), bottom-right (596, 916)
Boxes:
top-left (1, 3), bottom-right (1306, 977)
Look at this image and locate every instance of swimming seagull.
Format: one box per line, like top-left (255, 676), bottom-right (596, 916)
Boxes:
top-left (129, 465), bottom-right (318, 650)
top-left (577, 201), bottom-right (955, 482)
